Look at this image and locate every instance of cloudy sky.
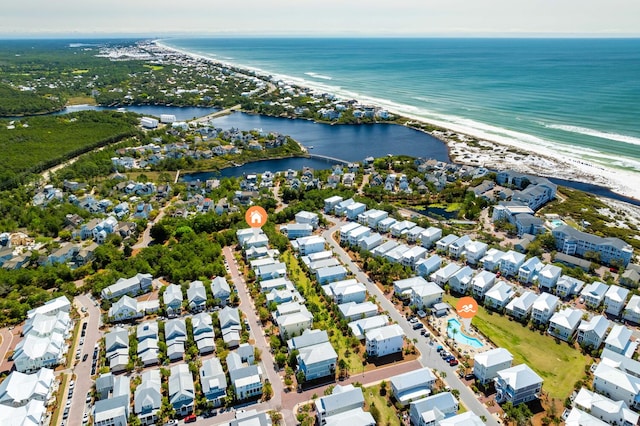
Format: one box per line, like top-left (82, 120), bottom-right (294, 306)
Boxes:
top-left (3, 0), bottom-right (640, 37)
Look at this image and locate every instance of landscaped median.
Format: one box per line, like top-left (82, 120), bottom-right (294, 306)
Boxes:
top-left (444, 294), bottom-right (590, 400)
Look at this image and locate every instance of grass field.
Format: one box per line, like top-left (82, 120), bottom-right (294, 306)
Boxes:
top-left (363, 383), bottom-right (401, 426)
top-left (283, 250), bottom-right (366, 374)
top-left (66, 95), bottom-right (97, 105)
top-left (444, 295), bottom-right (589, 399)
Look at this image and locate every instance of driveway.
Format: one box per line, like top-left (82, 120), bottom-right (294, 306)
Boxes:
top-left (322, 217), bottom-right (500, 425)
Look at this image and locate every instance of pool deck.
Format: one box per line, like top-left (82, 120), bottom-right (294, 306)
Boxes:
top-left (430, 313), bottom-right (495, 358)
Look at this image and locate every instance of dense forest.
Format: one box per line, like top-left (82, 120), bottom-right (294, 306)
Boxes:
top-left (0, 110), bottom-right (140, 189)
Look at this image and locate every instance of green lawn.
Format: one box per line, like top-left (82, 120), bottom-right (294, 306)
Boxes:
top-left (363, 383), bottom-right (401, 426)
top-left (444, 295), bottom-right (589, 399)
top-left (282, 251), bottom-right (365, 374)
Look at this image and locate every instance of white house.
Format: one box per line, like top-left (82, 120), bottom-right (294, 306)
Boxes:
top-left (200, 357), bottom-right (227, 407)
top-left (531, 292), bottom-right (560, 325)
top-left (338, 301), bottom-right (378, 321)
top-left (537, 264), bottom-right (562, 292)
top-left (187, 280), bottom-right (207, 312)
top-left (297, 341), bottom-right (338, 381)
top-left (295, 210), bottom-right (319, 229)
top-left (447, 266), bottom-right (474, 294)
top-left (572, 387), bottom-right (639, 426)
top-left (494, 364), bottom-right (543, 405)
top-left (464, 241), bottom-right (488, 265)
top-left (547, 308), bottom-right (583, 342)
top-left (0, 368), bottom-right (54, 407)
top-left (390, 220), bottom-right (416, 237)
top-left (322, 279), bottom-right (366, 304)
top-left (604, 285), bottom-right (630, 316)
top-left (276, 307), bottom-right (313, 340)
top-left (448, 235), bottom-right (471, 259)
top-left (505, 291), bottom-right (537, 321)
top-left (26, 295), bottom-right (71, 319)
top-left (517, 256), bottom-right (543, 284)
top-left (294, 235), bottom-right (326, 255)
top-left (163, 284), bottom-right (183, 317)
top-left (324, 195), bottom-right (343, 213)
top-left (481, 248), bottom-right (506, 272)
top-left (101, 273), bottom-right (153, 300)
top-left (415, 255), bottom-right (442, 278)
top-left (471, 270), bottom-right (497, 299)
top-left (365, 324), bottom-right (404, 357)
top-left (227, 352), bottom-right (262, 401)
top-left (499, 250), bottom-right (527, 277)
top-left (604, 324), bottom-right (638, 358)
top-left (473, 348), bottom-right (513, 385)
top-left (435, 234), bottom-right (458, 253)
top-left (484, 281), bottom-right (515, 310)
top-left (623, 295), bottom-right (640, 324)
top-left (134, 370), bottom-right (162, 426)
top-left (556, 275), bottom-right (586, 299)
top-left (593, 362), bottom-right (640, 410)
top-left (192, 312), bottom-right (216, 355)
top-left (577, 315), bottom-right (610, 350)
top-left (315, 384), bottom-right (367, 425)
top-left (419, 227), bottom-right (442, 248)
top-left (430, 263), bottom-right (461, 286)
top-left (581, 281), bottom-right (609, 310)
top-left (211, 276), bottom-right (231, 305)
top-left (409, 392), bottom-right (458, 426)
top-left (401, 246), bottom-right (428, 268)
top-left (316, 265), bottom-right (348, 285)
top-left (389, 367), bottom-right (436, 406)
top-left (348, 315), bottom-right (389, 340)
top-left (411, 281), bottom-right (445, 309)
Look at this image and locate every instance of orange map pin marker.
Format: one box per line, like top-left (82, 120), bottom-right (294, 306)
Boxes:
top-left (245, 206), bottom-right (268, 228)
top-left (456, 297), bottom-right (478, 319)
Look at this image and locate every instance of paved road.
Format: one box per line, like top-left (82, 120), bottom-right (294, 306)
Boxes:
top-left (322, 217), bottom-right (500, 426)
top-left (0, 326), bottom-right (16, 372)
top-left (65, 294), bottom-right (104, 426)
top-left (133, 196), bottom-right (176, 250)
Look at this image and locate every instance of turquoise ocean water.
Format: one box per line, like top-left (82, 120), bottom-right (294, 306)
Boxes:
top-left (161, 38), bottom-right (640, 174)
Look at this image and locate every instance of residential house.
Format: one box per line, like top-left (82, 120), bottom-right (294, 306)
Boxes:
top-left (348, 315), bottom-right (389, 340)
top-left (322, 279), bottom-right (366, 304)
top-left (227, 352), bottom-right (262, 401)
top-left (390, 220), bottom-right (417, 237)
top-left (481, 248), bottom-right (506, 272)
top-left (165, 318), bottom-right (187, 361)
top-left (192, 312), bottom-right (215, 354)
top-left (163, 284), bottom-right (183, 317)
top-left (315, 384), bottom-right (367, 425)
top-left (471, 270), bottom-right (497, 299)
top-left (94, 376), bottom-right (129, 426)
top-left (577, 315), bottom-right (610, 350)
top-left (296, 340), bottom-right (338, 381)
top-left (294, 236), bottom-right (326, 256)
top-left (134, 370), bottom-right (162, 426)
top-left (604, 324), bottom-right (638, 358)
top-left (556, 275), bottom-right (586, 299)
top-left (338, 301), bottom-right (378, 321)
top-left (620, 265), bottom-right (640, 288)
top-left (401, 246), bottom-right (428, 268)
top-left (187, 280), bottom-right (208, 312)
top-left (107, 295), bottom-right (143, 322)
top-left (220, 306), bottom-right (242, 348)
top-left (104, 327), bottom-right (129, 374)
top-left (101, 273), bottom-right (153, 300)
top-left (26, 296), bottom-right (71, 319)
top-left (415, 255), bottom-right (442, 278)
top-left (517, 256), bottom-right (543, 284)
top-left (484, 281), bottom-right (516, 311)
top-left (430, 263), bottom-right (461, 287)
top-left (439, 412), bottom-right (485, 426)
top-left (411, 280), bottom-right (445, 309)
top-left (345, 202), bottom-right (367, 221)
top-left (448, 235), bottom-right (471, 259)
top-left (473, 348), bottom-right (513, 385)
top-left (409, 392), bottom-right (459, 426)
top-left (200, 357), bottom-right (227, 407)
top-left (137, 321), bottom-right (159, 366)
top-left (0, 368), bottom-right (54, 406)
top-left (295, 211), bottom-right (319, 229)
top-left (494, 364), bottom-right (543, 405)
top-left (365, 324), bottom-right (404, 357)
top-left (581, 281), bottom-right (609, 310)
top-left (389, 367), bottom-right (436, 406)
top-left (464, 241), bottom-right (488, 265)
top-left (593, 362), bottom-right (640, 410)
top-left (211, 276), bottom-right (231, 305)
top-left (435, 234), bottom-right (458, 254)
top-left (169, 364), bottom-right (195, 415)
top-left (500, 250), bottom-right (526, 278)
top-left (604, 285), bottom-right (630, 316)
top-left (505, 291), bottom-right (538, 321)
top-left (572, 387), bottom-right (639, 426)
top-left (537, 264), bottom-right (562, 293)
top-left (547, 308), bottom-right (583, 342)
top-left (418, 227), bottom-right (442, 249)
top-left (531, 293), bottom-right (560, 325)
top-left (316, 265), bottom-right (348, 285)
top-left (623, 295), bottom-right (640, 324)
top-left (324, 196), bottom-right (343, 213)
top-left (276, 306), bottom-right (313, 340)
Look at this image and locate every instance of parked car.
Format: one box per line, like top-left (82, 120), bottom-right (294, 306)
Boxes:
top-left (449, 358), bottom-right (459, 366)
top-left (83, 353), bottom-right (89, 362)
top-left (184, 414), bottom-right (197, 423)
top-left (436, 345), bottom-right (444, 352)
top-left (464, 373), bottom-right (475, 380)
top-left (412, 322), bottom-right (424, 330)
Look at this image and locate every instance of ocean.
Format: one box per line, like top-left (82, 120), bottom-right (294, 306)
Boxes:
top-left (161, 37), bottom-right (640, 175)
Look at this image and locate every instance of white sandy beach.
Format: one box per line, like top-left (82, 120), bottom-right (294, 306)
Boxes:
top-left (153, 40), bottom-right (640, 202)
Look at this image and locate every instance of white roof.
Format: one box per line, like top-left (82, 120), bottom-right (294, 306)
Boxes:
top-left (605, 284), bottom-right (629, 303)
top-left (0, 399), bottom-right (46, 426)
top-left (564, 407), bottom-right (608, 426)
top-left (438, 412), bottom-right (485, 426)
top-left (605, 324), bottom-right (633, 350)
top-left (324, 407), bottom-right (375, 426)
top-left (625, 294), bottom-right (640, 314)
top-left (474, 347), bottom-right (513, 368)
top-left (0, 368), bottom-right (54, 405)
top-left (506, 291), bottom-right (537, 312)
top-left (593, 362), bottom-right (640, 395)
top-left (485, 281), bottom-right (514, 303)
top-left (497, 364), bottom-right (543, 390)
top-left (298, 341), bottom-right (338, 366)
top-left (578, 315), bottom-right (610, 337)
top-left (533, 292), bottom-right (559, 311)
top-left (365, 323), bottom-right (404, 342)
top-left (26, 296), bottom-right (70, 319)
top-left (390, 367), bottom-right (436, 393)
top-left (411, 281), bottom-right (444, 298)
top-left (581, 281), bottom-right (609, 299)
top-left (549, 308), bottom-right (583, 330)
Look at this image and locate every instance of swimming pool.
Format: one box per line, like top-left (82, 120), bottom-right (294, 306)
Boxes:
top-left (550, 219), bottom-right (566, 228)
top-left (447, 318), bottom-right (484, 348)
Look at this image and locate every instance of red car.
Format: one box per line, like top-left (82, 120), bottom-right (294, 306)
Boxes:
top-left (184, 414), bottom-right (197, 423)
top-left (449, 358), bottom-right (459, 366)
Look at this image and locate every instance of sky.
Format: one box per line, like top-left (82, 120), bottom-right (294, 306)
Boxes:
top-left (3, 0), bottom-right (640, 37)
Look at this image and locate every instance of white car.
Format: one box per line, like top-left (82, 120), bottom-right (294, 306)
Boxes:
top-left (69, 380), bottom-right (75, 389)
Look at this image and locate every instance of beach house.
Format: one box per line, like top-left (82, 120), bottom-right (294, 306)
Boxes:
top-left (419, 227), bottom-right (442, 248)
top-left (499, 250), bottom-right (526, 278)
top-left (134, 370), bottom-right (162, 426)
top-left (577, 315), bottom-right (610, 350)
top-left (481, 248), bottom-right (506, 272)
top-left (604, 285), bottom-right (630, 316)
top-left (531, 292), bottom-right (560, 325)
top-left (409, 392), bottom-right (459, 426)
top-left (547, 308), bottom-right (583, 342)
top-left (365, 324), bottom-right (404, 357)
top-left (187, 280), bottom-right (208, 312)
top-left (163, 283), bottom-right (183, 317)
top-left (435, 234), bottom-right (458, 254)
top-left (604, 324), bottom-right (638, 357)
top-left (473, 348), bottom-right (513, 385)
top-left (390, 367), bottom-right (437, 406)
top-left (471, 270), bottom-right (497, 299)
top-left (484, 281), bottom-right (516, 310)
top-left (581, 281), bottom-right (609, 310)
top-left (623, 295), bottom-right (640, 324)
top-left (169, 364), bottom-right (195, 416)
top-left (315, 385), bottom-right (371, 426)
top-left (411, 280), bottom-right (445, 309)
top-left (338, 301), bottom-right (378, 321)
top-left (348, 315), bottom-right (389, 340)
top-left (447, 266), bottom-right (474, 294)
top-left (517, 256), bottom-right (543, 284)
top-left (464, 240), bottom-right (488, 265)
top-left (537, 264), bottom-right (562, 292)
top-left (430, 263), bottom-right (461, 286)
top-left (505, 291), bottom-right (537, 321)
top-left (572, 387), bottom-right (639, 426)
top-left (593, 362), bottom-right (640, 410)
top-left (200, 357), bottom-right (227, 407)
top-left (494, 364), bottom-right (543, 405)
top-left (556, 275), bottom-right (585, 299)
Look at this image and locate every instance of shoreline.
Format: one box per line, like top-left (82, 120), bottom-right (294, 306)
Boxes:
top-left (154, 39), bottom-right (640, 202)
